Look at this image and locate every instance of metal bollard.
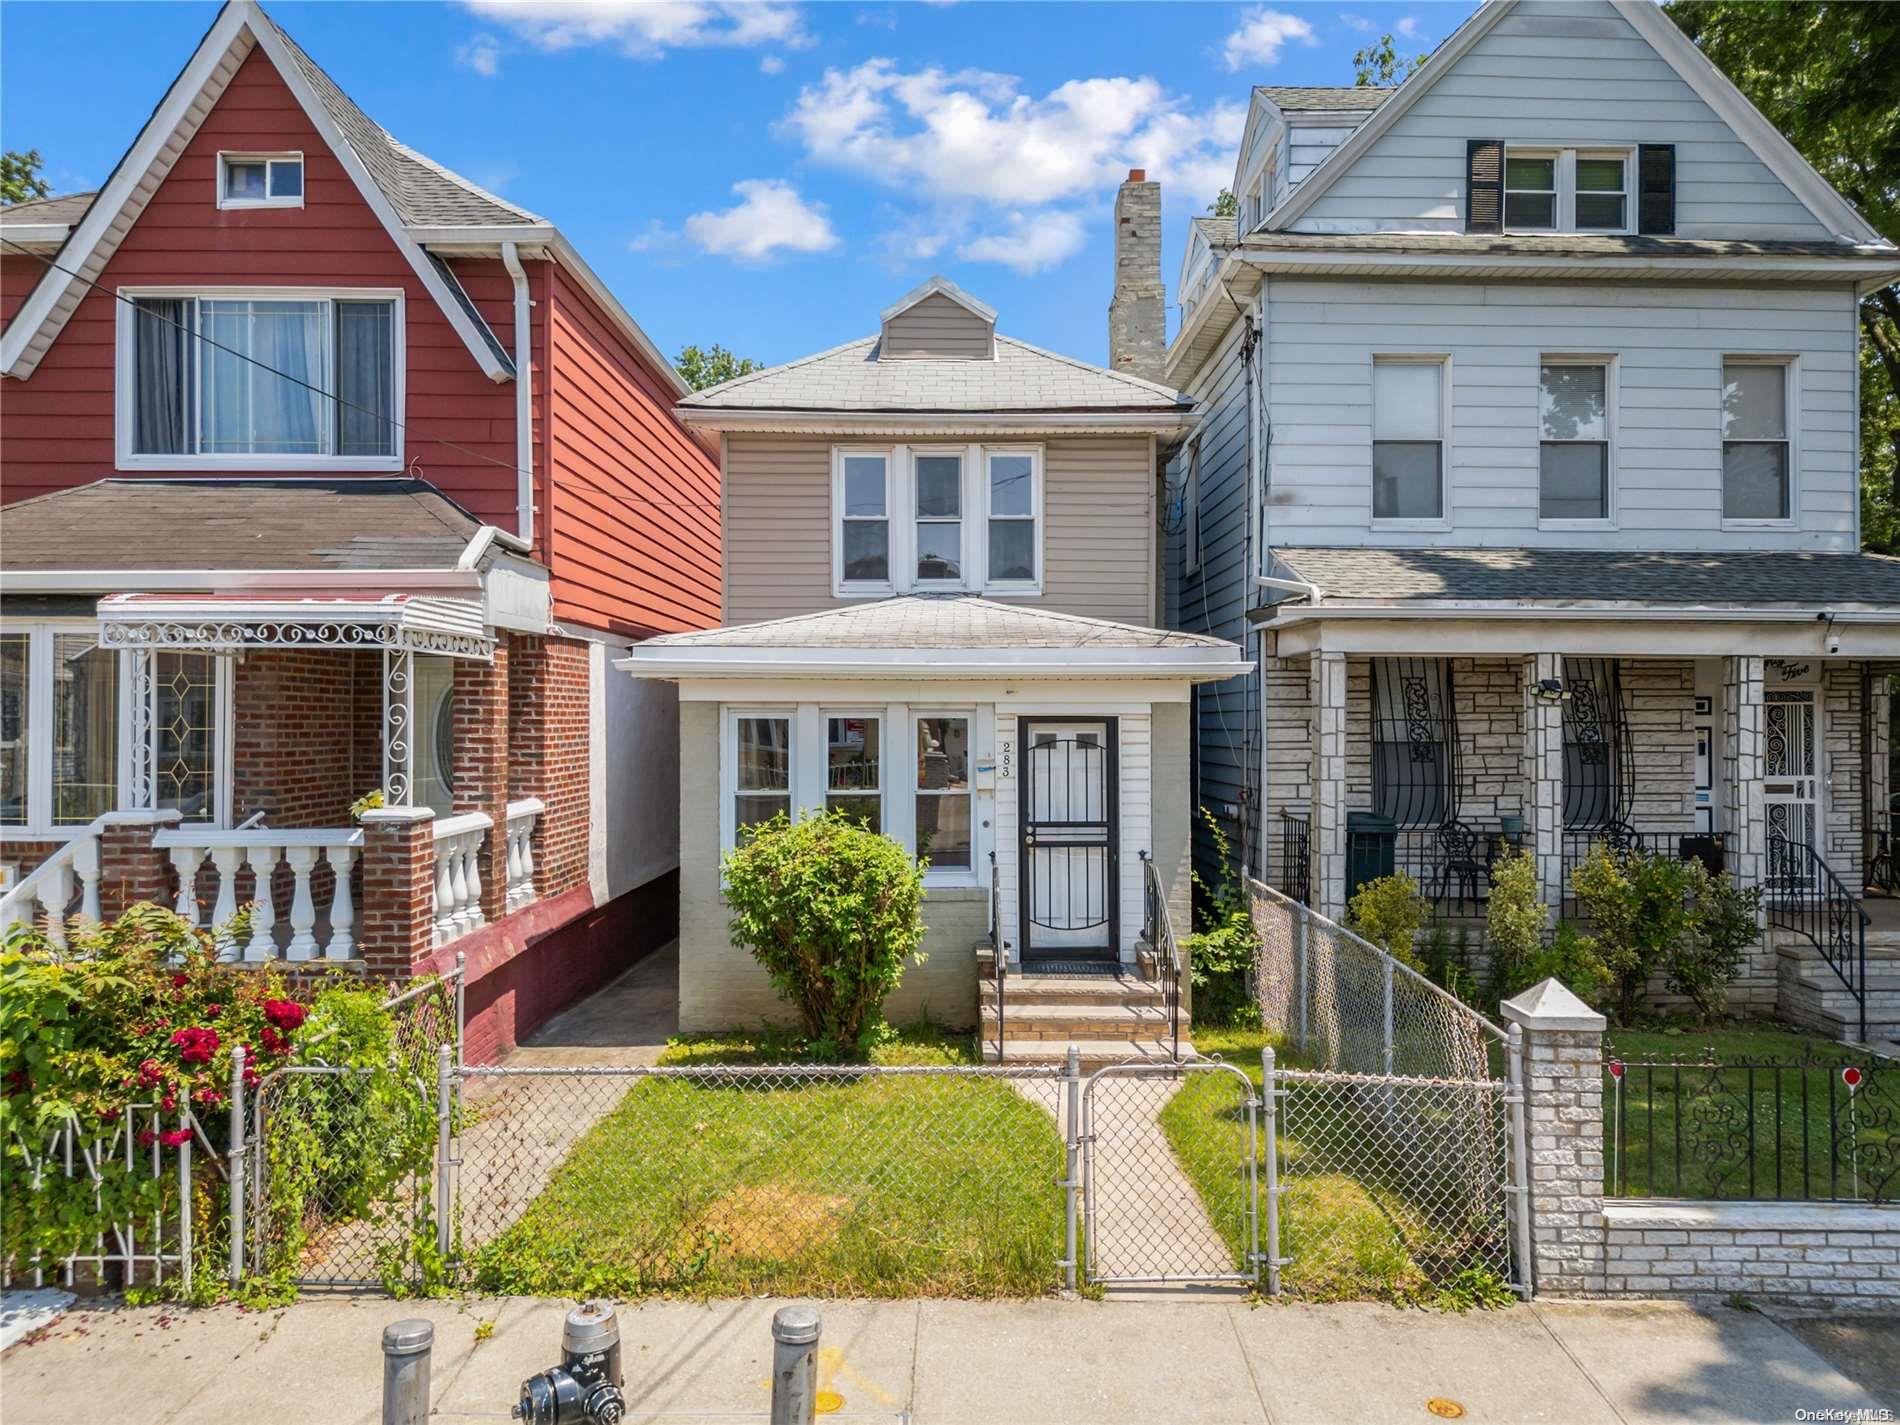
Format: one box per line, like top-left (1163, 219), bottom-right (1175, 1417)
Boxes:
top-left (382, 1319), bottom-right (434, 1425)
top-left (769, 1305), bottom-right (821, 1425)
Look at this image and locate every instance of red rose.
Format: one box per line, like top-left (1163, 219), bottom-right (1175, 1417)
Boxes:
top-left (192, 1088), bottom-right (225, 1106)
top-left (101, 1107), bottom-right (122, 1123)
top-left (242, 1066), bottom-right (260, 1088)
top-left (158, 1128), bottom-right (192, 1148)
top-left (171, 974), bottom-right (189, 990)
top-left (137, 1129), bottom-right (158, 1147)
top-left (262, 999), bottom-right (307, 1032)
top-left (170, 1026), bottom-right (220, 1066)
top-left (258, 1027), bottom-right (287, 1057)
top-left (204, 1003), bottom-right (221, 1018)
top-left (137, 1058), bottom-right (166, 1087)
top-left (160, 1093), bottom-right (177, 1112)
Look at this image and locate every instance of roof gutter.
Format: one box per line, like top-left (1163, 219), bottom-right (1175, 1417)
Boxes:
top-left (674, 408), bottom-right (1198, 435)
top-left (0, 568), bottom-right (483, 594)
top-left (1255, 602), bottom-right (1900, 625)
top-left (501, 241), bottom-right (536, 552)
top-left (456, 524), bottom-right (534, 572)
top-left (616, 648), bottom-right (1255, 681)
top-left (1257, 571), bottom-right (1324, 603)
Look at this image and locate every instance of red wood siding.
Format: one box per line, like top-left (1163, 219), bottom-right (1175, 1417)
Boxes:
top-left (0, 49), bottom-right (519, 523)
top-left (543, 263), bottom-right (721, 637)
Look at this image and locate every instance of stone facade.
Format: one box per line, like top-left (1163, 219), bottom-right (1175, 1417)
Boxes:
top-left (1598, 1201), bottom-right (1900, 1311)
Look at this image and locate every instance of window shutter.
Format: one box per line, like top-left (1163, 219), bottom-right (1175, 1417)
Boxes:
top-left (1637, 144), bottom-right (1676, 235)
top-left (1466, 139), bottom-right (1503, 234)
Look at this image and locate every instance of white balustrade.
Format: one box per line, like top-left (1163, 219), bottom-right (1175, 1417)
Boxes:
top-left (505, 798), bottom-right (545, 912)
top-left (154, 828), bottom-right (365, 963)
top-left (432, 813), bottom-right (494, 947)
top-left (0, 815), bottom-right (111, 951)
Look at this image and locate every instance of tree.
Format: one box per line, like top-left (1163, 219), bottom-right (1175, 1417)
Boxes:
top-left (1, 149), bottom-right (50, 206)
top-left (1352, 34), bottom-right (1425, 87)
top-left (675, 343), bottom-right (760, 392)
top-left (1209, 189), bottom-right (1239, 219)
top-left (1665, 1), bottom-right (1900, 549)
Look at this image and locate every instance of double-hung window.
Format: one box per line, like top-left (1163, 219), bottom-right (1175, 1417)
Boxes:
top-left (1372, 358), bottom-right (1445, 521)
top-left (1, 625), bottom-right (122, 834)
top-left (914, 714), bottom-right (972, 871)
top-left (985, 448), bottom-right (1039, 587)
top-left (837, 451), bottom-right (893, 589)
top-left (1505, 147), bottom-right (1630, 233)
top-left (121, 291), bottom-right (399, 469)
top-left (913, 452), bottom-right (964, 584)
top-left (1722, 359), bottom-right (1793, 521)
top-left (834, 445), bottom-right (1042, 595)
top-left (1539, 361), bottom-right (1611, 521)
top-left (733, 714), bottom-right (791, 836)
top-left (825, 715), bottom-right (882, 831)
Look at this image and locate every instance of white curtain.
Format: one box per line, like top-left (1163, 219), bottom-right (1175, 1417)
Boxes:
top-left (199, 299), bottom-right (326, 454)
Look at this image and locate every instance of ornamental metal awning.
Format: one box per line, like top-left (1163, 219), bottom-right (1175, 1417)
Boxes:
top-left (96, 591), bottom-right (494, 659)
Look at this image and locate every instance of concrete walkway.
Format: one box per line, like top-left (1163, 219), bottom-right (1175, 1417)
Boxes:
top-left (2, 1294), bottom-right (1889, 1424)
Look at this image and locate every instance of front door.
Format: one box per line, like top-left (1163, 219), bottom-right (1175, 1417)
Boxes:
top-left (1765, 688), bottom-right (1820, 889)
top-left (1020, 719), bottom-right (1117, 961)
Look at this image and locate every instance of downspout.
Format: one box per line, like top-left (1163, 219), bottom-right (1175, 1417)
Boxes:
top-left (501, 242), bottom-right (535, 553)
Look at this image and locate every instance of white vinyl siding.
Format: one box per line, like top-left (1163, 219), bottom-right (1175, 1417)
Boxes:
top-left (880, 293), bottom-right (993, 359)
top-left (1291, 0), bottom-right (1832, 239)
top-left (1260, 278), bottom-right (1854, 550)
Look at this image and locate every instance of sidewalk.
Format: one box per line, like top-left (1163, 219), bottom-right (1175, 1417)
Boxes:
top-left (1, 1292), bottom-right (1890, 1424)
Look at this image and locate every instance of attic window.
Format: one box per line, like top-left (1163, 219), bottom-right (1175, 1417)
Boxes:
top-left (219, 153), bottom-right (304, 209)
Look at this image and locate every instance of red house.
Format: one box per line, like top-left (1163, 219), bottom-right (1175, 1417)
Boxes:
top-left (0, 0), bottom-right (720, 1060)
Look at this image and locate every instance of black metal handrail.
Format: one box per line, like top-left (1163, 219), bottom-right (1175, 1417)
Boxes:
top-left (1767, 835), bottom-right (1869, 1045)
top-left (1140, 851), bottom-right (1182, 1061)
top-left (987, 850), bottom-right (1005, 1059)
top-left (1277, 810), bottom-right (1310, 906)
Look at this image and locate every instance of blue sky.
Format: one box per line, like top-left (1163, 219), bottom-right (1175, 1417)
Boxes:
top-left (1, 0), bottom-right (1461, 370)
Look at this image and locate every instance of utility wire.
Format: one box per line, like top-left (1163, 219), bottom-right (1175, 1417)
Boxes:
top-left (0, 236), bottom-right (722, 515)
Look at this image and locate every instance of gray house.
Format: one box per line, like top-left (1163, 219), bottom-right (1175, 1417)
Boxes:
top-left (620, 275), bottom-right (1248, 1058)
top-left (1152, 0), bottom-right (1900, 1041)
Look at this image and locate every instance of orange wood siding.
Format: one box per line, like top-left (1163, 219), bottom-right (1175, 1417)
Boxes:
top-left (542, 262), bottom-right (720, 637)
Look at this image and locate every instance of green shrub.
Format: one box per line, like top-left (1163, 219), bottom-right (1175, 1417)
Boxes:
top-left (1569, 846), bottom-right (1759, 1021)
top-left (1484, 849), bottom-right (1545, 999)
top-left (1510, 920), bottom-right (1611, 1005)
top-left (1345, 873), bottom-right (1427, 971)
top-left (722, 811), bottom-right (927, 1059)
top-left (1674, 866), bottom-right (1763, 1018)
top-left (1186, 808), bottom-right (1260, 1028)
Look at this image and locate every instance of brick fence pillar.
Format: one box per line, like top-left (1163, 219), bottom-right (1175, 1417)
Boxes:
top-left (455, 637), bottom-right (511, 923)
top-left (97, 809), bottom-right (185, 917)
top-left (1501, 978), bottom-right (1608, 1296)
top-left (358, 807), bottom-right (435, 980)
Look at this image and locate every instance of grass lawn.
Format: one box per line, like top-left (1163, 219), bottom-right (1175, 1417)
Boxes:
top-left (1601, 1022), bottom-right (1890, 1201)
top-left (1160, 1026), bottom-right (1507, 1303)
top-left (464, 1027), bottom-right (1068, 1299)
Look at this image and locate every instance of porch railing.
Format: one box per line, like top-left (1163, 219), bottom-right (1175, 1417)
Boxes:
top-left (0, 813), bottom-right (110, 948)
top-left (1347, 820), bottom-right (1516, 914)
top-left (156, 827), bottom-right (365, 962)
top-left (1767, 834), bottom-right (1869, 1046)
top-left (503, 798), bottom-right (544, 912)
top-left (1139, 851), bottom-right (1182, 1061)
top-left (1276, 810), bottom-right (1310, 906)
top-left (432, 813), bottom-right (493, 947)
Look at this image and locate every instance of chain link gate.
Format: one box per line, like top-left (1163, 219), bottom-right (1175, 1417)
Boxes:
top-left (1081, 1060), bottom-right (1260, 1286)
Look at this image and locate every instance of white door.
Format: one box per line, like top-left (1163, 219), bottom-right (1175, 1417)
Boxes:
top-left (1764, 689), bottom-right (1820, 887)
top-left (1022, 721), bottom-right (1115, 957)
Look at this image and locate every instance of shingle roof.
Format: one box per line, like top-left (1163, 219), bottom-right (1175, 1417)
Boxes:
top-left (259, 9), bottom-right (542, 229)
top-left (1254, 85), bottom-right (1394, 113)
top-left (1238, 232), bottom-right (1887, 260)
top-left (0, 478), bottom-right (489, 574)
top-left (0, 191), bottom-right (98, 225)
top-left (1270, 547), bottom-right (1900, 610)
top-left (642, 596), bottom-right (1233, 651)
top-left (1192, 215), bottom-right (1238, 247)
top-left (680, 334), bottom-right (1189, 412)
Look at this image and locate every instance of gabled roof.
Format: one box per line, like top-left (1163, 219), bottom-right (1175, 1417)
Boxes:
top-left (879, 274), bottom-right (998, 327)
top-left (1253, 85), bottom-right (1393, 114)
top-left (1191, 215), bottom-right (1238, 246)
top-left (0, 191), bottom-right (99, 226)
top-left (0, 1), bottom-right (518, 382)
top-left (1267, 0), bottom-right (1887, 246)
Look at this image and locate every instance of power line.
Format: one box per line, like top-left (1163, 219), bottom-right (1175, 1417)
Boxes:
top-left (0, 236), bottom-right (722, 514)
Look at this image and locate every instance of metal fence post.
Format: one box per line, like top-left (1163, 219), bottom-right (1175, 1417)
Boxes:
top-left (382, 1319), bottom-right (434, 1425)
top-left (434, 1045), bottom-right (453, 1265)
top-left (453, 950), bottom-right (466, 1073)
top-left (1382, 957), bottom-right (1396, 1077)
top-left (177, 1108), bottom-right (193, 1293)
top-left (770, 1305), bottom-right (820, 1425)
top-left (1062, 1044), bottom-right (1081, 1291)
top-left (1260, 1046), bottom-right (1281, 1296)
top-left (227, 1045), bottom-right (246, 1285)
top-left (1505, 1023), bottom-right (1534, 1298)
top-left (1296, 915), bottom-right (1310, 1053)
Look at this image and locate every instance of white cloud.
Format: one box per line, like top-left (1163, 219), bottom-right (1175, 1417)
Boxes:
top-left (1395, 16), bottom-right (1419, 37)
top-left (683, 179), bottom-right (838, 261)
top-left (760, 53), bottom-right (785, 74)
top-left (456, 33), bottom-right (502, 76)
top-left (1222, 8), bottom-right (1317, 71)
top-left (463, 1), bottom-right (808, 59)
top-left (957, 210), bottom-right (1087, 275)
top-left (1338, 11), bottom-right (1375, 32)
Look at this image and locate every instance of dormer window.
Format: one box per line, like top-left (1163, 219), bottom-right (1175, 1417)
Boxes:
top-left (219, 152), bottom-right (304, 209)
top-left (1504, 147), bottom-right (1630, 234)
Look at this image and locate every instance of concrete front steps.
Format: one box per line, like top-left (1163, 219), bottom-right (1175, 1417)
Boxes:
top-left (1776, 928), bottom-right (1900, 1047)
top-left (975, 946), bottom-right (1189, 1066)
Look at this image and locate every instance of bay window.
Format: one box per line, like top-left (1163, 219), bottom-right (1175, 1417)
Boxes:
top-left (1372, 358), bottom-right (1445, 522)
top-left (833, 444), bottom-right (1043, 596)
top-left (1539, 361), bottom-right (1611, 521)
top-left (121, 290), bottom-right (399, 468)
top-left (915, 714), bottom-right (972, 870)
top-left (2, 625), bottom-right (123, 833)
top-left (1722, 359), bottom-right (1793, 521)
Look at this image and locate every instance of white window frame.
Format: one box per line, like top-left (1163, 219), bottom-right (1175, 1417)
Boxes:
top-left (0, 622), bottom-right (137, 840)
top-left (1369, 353), bottom-right (1452, 531)
top-left (831, 443), bottom-right (1044, 598)
top-left (822, 708), bottom-right (886, 832)
top-left (720, 706), bottom-right (796, 854)
top-left (1720, 355), bottom-right (1799, 529)
top-left (113, 285), bottom-right (406, 473)
top-left (1503, 144), bottom-right (1634, 236)
top-left (1537, 354), bottom-right (1617, 530)
top-left (912, 708), bottom-right (978, 886)
top-left (146, 648), bottom-right (236, 830)
top-left (909, 446), bottom-right (970, 591)
top-left (216, 151), bottom-right (306, 210)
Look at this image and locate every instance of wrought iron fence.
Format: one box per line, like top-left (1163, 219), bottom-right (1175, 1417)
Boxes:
top-left (1559, 826), bottom-right (1729, 919)
top-left (1277, 810), bottom-right (1310, 907)
top-left (1604, 1051), bottom-right (1895, 1204)
top-left (1767, 835), bottom-right (1869, 1045)
top-left (987, 850), bottom-right (1005, 1058)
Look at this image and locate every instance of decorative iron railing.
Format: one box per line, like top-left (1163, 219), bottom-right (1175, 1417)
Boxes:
top-left (1767, 835), bottom-right (1869, 1046)
top-left (1139, 852), bottom-right (1182, 1061)
top-left (1346, 820), bottom-right (1517, 914)
top-left (988, 850), bottom-right (1005, 1057)
top-left (1867, 808), bottom-right (1895, 896)
top-left (1604, 1050), bottom-right (1894, 1203)
top-left (1277, 811), bottom-right (1310, 906)
top-left (1559, 826), bottom-right (1728, 919)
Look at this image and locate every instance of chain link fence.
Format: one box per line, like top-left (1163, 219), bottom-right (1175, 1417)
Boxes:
top-left (1247, 879), bottom-right (1530, 1300)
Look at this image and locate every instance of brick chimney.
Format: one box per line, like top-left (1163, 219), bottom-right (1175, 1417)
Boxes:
top-left (1108, 169), bottom-right (1165, 385)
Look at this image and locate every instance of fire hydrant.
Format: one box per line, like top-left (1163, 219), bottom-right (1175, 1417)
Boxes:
top-left (512, 1301), bottom-right (626, 1425)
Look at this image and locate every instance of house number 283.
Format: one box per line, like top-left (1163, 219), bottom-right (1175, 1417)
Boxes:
top-left (998, 738), bottom-right (1014, 780)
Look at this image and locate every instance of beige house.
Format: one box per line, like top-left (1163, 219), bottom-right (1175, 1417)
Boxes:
top-left (621, 272), bottom-right (1249, 1058)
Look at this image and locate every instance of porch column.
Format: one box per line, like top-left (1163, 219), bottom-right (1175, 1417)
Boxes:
top-left (382, 648), bottom-right (415, 806)
top-left (121, 648), bottom-right (156, 811)
top-left (454, 636), bottom-right (511, 923)
top-left (1522, 652), bottom-right (1564, 907)
top-left (1309, 650), bottom-right (1348, 919)
top-left (1723, 655), bottom-right (1766, 889)
top-left (1867, 665), bottom-right (1891, 855)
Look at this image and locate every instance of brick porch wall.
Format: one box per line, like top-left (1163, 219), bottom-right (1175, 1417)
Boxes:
top-left (454, 637), bottom-right (512, 922)
top-left (507, 634), bottom-right (592, 899)
top-left (232, 650), bottom-right (380, 827)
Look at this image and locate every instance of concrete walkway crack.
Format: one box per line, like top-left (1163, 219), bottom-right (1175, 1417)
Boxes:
top-left (1529, 1302), bottom-right (1632, 1425)
top-left (1225, 1303), bottom-right (1281, 1425)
